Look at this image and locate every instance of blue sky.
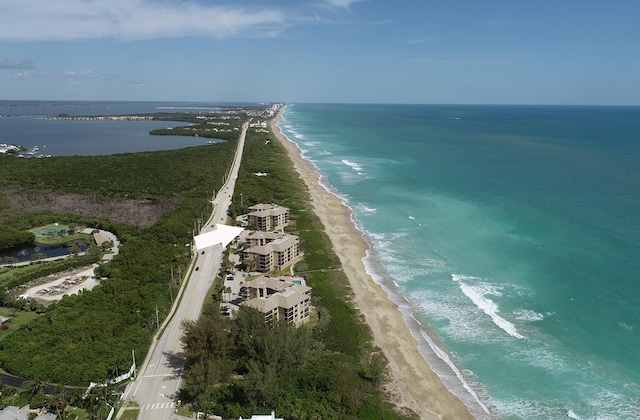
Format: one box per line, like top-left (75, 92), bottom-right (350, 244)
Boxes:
top-left (0, 0), bottom-right (638, 104)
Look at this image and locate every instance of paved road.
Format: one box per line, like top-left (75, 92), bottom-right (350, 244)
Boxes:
top-left (121, 121), bottom-right (249, 420)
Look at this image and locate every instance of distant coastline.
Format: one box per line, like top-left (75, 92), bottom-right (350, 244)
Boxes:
top-left (46, 114), bottom-right (155, 121)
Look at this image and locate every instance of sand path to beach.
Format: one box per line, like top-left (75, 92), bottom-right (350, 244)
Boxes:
top-left (270, 112), bottom-right (475, 419)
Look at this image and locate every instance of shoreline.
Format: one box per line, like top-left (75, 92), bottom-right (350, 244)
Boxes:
top-left (270, 108), bottom-right (485, 419)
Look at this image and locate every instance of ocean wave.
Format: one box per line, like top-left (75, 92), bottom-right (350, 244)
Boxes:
top-left (453, 274), bottom-right (525, 339)
top-left (367, 231), bottom-right (407, 255)
top-left (618, 321), bottom-right (633, 330)
top-left (489, 397), bottom-right (576, 419)
top-left (368, 230), bottom-right (409, 242)
top-left (416, 329), bottom-right (492, 418)
top-left (341, 159), bottom-right (366, 175)
top-left (354, 203), bottom-right (377, 214)
top-left (513, 309), bottom-right (545, 321)
top-left (509, 346), bottom-right (567, 373)
top-left (415, 290), bottom-right (487, 342)
top-left (384, 264), bottom-right (431, 285)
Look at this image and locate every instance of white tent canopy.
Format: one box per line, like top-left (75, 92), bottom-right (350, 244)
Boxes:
top-left (194, 224), bottom-right (244, 251)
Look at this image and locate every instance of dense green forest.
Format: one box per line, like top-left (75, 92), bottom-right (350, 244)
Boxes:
top-left (0, 225), bottom-right (34, 249)
top-left (0, 135), bottom-right (237, 384)
top-left (0, 109), bottom-right (413, 419)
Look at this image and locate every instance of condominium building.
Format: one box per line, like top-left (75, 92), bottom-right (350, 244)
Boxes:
top-left (241, 231), bottom-right (301, 272)
top-left (247, 203), bottom-right (290, 231)
top-left (242, 276), bottom-right (311, 326)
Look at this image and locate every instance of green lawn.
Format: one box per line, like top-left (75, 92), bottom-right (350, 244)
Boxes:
top-left (34, 232), bottom-right (92, 246)
top-left (0, 308), bottom-right (40, 343)
top-left (119, 407), bottom-right (140, 420)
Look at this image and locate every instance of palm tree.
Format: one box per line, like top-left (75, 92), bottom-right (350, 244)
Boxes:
top-left (85, 385), bottom-right (112, 420)
top-left (47, 384), bottom-right (67, 419)
top-left (67, 241), bottom-right (80, 256)
top-left (5, 256), bottom-right (18, 268)
top-left (21, 378), bottom-right (44, 400)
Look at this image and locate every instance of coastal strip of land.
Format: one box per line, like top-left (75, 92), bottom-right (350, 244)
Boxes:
top-left (270, 111), bottom-right (475, 419)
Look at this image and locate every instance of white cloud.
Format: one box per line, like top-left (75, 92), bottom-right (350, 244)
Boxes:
top-left (325, 0), bottom-right (363, 9)
top-left (412, 57), bottom-right (514, 66)
top-left (408, 37), bottom-right (436, 45)
top-left (14, 69), bottom-right (95, 82)
top-left (0, 0), bottom-right (287, 41)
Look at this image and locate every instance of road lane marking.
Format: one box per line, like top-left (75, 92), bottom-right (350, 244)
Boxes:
top-left (141, 402), bottom-right (175, 410)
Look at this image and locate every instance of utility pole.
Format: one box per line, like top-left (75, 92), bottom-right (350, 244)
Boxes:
top-left (132, 349), bottom-right (136, 378)
top-left (155, 305), bottom-right (159, 330)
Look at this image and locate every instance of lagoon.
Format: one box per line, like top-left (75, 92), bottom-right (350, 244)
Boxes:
top-left (0, 101), bottom-right (222, 156)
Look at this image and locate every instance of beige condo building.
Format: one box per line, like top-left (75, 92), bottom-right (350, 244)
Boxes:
top-left (240, 231), bottom-right (301, 273)
top-left (242, 276), bottom-right (311, 326)
top-left (247, 203), bottom-right (290, 231)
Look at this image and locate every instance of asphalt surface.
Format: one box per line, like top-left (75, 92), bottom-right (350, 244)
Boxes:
top-left (120, 121), bottom-right (248, 420)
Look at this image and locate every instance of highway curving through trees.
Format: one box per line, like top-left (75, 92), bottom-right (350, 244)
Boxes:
top-left (121, 120), bottom-right (249, 420)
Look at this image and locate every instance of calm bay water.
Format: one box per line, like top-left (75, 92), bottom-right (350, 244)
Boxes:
top-left (0, 101), bottom-right (224, 156)
top-left (278, 104), bottom-right (640, 419)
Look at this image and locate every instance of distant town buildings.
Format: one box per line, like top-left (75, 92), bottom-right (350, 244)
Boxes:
top-left (241, 276), bottom-right (311, 326)
top-left (0, 143), bottom-right (19, 154)
top-left (249, 120), bottom-right (269, 133)
top-left (48, 115), bottom-right (155, 121)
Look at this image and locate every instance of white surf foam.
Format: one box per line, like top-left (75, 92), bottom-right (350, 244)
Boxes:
top-left (355, 204), bottom-right (377, 214)
top-left (509, 346), bottom-right (567, 373)
top-left (453, 274), bottom-right (525, 339)
top-left (618, 321), bottom-right (633, 330)
top-left (514, 309), bottom-right (545, 321)
top-left (417, 328), bottom-right (492, 418)
top-left (341, 158), bottom-right (365, 175)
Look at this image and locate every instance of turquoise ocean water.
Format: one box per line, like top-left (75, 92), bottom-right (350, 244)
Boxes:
top-left (277, 104), bottom-right (640, 419)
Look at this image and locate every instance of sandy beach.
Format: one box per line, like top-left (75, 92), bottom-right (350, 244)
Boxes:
top-left (270, 111), bottom-right (476, 419)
